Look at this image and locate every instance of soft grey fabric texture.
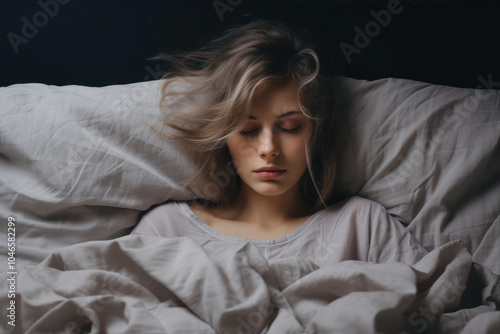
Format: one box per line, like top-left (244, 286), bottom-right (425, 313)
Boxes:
top-left (0, 76), bottom-right (498, 273)
top-left (333, 77), bottom-right (500, 274)
top-left (0, 80), bottom-right (201, 268)
top-left (0, 77), bottom-right (499, 333)
top-left (132, 196), bottom-right (427, 266)
top-left (1, 236), bottom-right (498, 333)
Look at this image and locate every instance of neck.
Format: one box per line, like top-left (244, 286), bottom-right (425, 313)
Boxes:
top-left (225, 181), bottom-right (315, 227)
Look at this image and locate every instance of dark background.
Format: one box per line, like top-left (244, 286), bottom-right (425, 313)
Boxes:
top-left (1, 0), bottom-right (499, 89)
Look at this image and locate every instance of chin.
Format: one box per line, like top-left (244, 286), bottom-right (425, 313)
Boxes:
top-left (252, 184), bottom-right (293, 197)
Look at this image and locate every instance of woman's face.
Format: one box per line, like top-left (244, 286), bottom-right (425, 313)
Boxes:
top-left (227, 83), bottom-right (313, 197)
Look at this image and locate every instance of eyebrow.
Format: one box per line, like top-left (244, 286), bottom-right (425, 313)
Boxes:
top-left (248, 111), bottom-right (301, 120)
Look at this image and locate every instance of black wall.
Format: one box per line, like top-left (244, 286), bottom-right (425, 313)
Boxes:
top-left (1, 0), bottom-right (499, 89)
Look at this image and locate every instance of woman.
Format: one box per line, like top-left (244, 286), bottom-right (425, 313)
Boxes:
top-left (132, 19), bottom-right (426, 266)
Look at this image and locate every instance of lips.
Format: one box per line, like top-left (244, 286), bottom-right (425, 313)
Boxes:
top-left (254, 167), bottom-right (286, 179)
top-left (254, 166), bottom-right (285, 172)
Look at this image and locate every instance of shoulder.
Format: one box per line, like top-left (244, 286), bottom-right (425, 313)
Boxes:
top-left (320, 196), bottom-right (400, 237)
top-left (144, 200), bottom-right (186, 218)
top-left (136, 200), bottom-right (187, 227)
top-left (185, 199), bottom-right (239, 224)
top-left (324, 196), bottom-right (427, 264)
top-left (185, 199), bottom-right (216, 221)
top-left (322, 196), bottom-right (385, 218)
top-left (307, 196), bottom-right (386, 237)
top-left (132, 200), bottom-right (191, 237)
top-left (342, 196), bottom-right (383, 209)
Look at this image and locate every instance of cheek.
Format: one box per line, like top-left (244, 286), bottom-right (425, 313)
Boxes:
top-left (284, 137), bottom-right (307, 156)
top-left (227, 137), bottom-right (254, 162)
top-left (283, 134), bottom-right (310, 171)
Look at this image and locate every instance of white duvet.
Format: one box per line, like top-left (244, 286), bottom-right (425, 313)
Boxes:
top-left (1, 236), bottom-right (498, 333)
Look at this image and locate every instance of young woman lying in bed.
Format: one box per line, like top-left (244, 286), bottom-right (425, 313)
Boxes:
top-left (132, 19), bottom-right (427, 266)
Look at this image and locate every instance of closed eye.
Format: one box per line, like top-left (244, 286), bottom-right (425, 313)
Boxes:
top-left (239, 129), bottom-right (258, 136)
top-left (239, 126), bottom-right (301, 136)
top-left (279, 126), bottom-right (301, 132)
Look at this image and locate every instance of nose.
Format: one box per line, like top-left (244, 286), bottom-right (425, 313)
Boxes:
top-left (257, 129), bottom-right (280, 159)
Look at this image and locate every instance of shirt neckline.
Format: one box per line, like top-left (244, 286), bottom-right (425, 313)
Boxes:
top-left (179, 201), bottom-right (327, 246)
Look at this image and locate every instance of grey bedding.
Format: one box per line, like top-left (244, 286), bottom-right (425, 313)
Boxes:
top-left (1, 236), bottom-right (498, 333)
top-left (1, 76), bottom-right (499, 332)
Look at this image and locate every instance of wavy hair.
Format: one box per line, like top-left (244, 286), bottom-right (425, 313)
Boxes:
top-left (151, 18), bottom-right (345, 210)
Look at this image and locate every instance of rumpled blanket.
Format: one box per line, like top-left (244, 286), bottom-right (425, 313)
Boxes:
top-left (1, 236), bottom-right (498, 333)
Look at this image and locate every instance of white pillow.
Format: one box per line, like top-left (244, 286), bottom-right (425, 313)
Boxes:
top-left (0, 80), bottom-right (202, 268)
top-left (333, 77), bottom-right (500, 273)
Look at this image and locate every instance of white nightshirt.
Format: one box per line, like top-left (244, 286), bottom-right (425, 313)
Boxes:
top-left (131, 196), bottom-right (427, 267)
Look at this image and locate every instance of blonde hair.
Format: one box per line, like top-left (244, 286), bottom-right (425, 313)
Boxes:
top-left (152, 19), bottom-right (344, 210)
